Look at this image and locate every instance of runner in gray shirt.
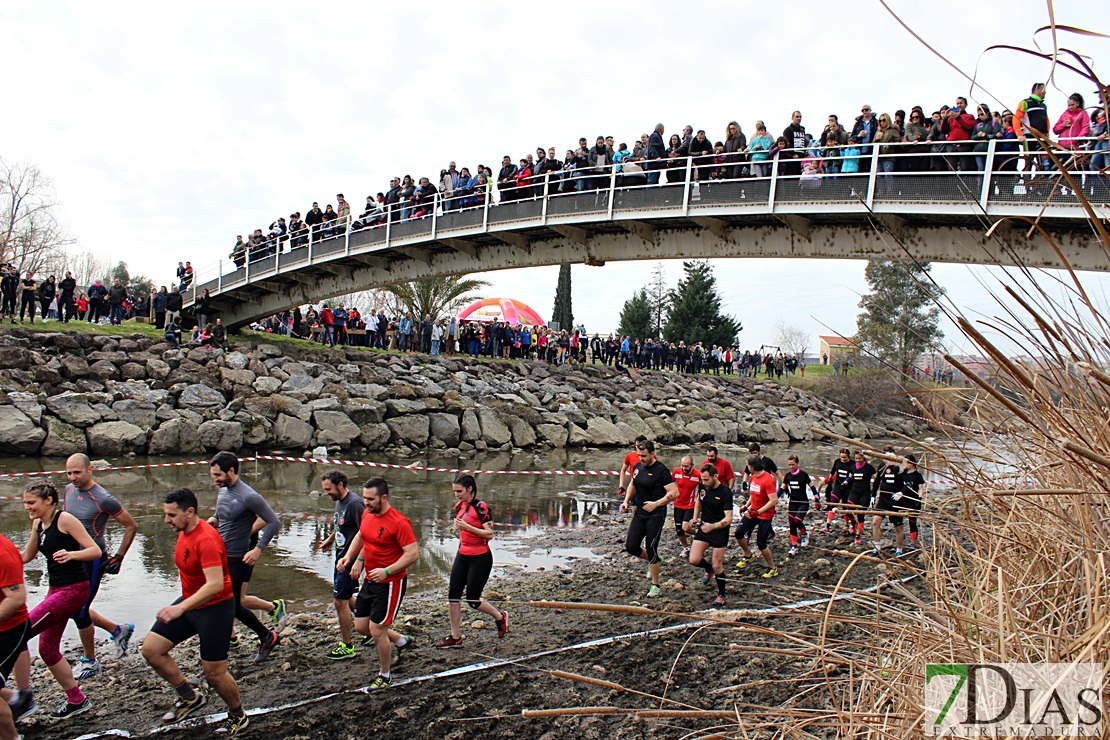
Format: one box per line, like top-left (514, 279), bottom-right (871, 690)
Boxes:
top-left (313, 470), bottom-right (365, 660)
top-left (64, 453), bottom-right (139, 679)
top-left (207, 451), bottom-right (284, 664)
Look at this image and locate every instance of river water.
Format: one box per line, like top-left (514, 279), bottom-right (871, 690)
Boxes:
top-left (0, 441), bottom-right (862, 645)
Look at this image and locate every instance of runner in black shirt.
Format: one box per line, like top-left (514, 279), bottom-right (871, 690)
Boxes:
top-left (846, 451), bottom-right (877, 546)
top-left (870, 447), bottom-right (903, 555)
top-left (821, 448), bottom-right (854, 534)
top-left (685, 463), bottom-right (733, 607)
top-left (619, 440), bottom-right (678, 599)
top-left (898, 454), bottom-right (926, 550)
top-left (742, 443), bottom-right (781, 488)
top-left (313, 470), bottom-right (365, 660)
top-left (782, 454), bottom-right (819, 556)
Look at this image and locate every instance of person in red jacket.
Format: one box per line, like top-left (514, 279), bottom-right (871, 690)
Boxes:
top-left (945, 97), bottom-right (976, 171)
top-left (320, 304), bottom-right (335, 347)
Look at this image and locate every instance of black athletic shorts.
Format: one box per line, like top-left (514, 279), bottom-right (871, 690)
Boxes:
top-left (877, 492), bottom-right (905, 526)
top-left (673, 506), bottom-right (696, 535)
top-left (693, 525), bottom-right (729, 549)
top-left (895, 494), bottom-right (922, 512)
top-left (848, 489), bottom-right (871, 509)
top-left (354, 577), bottom-right (407, 627)
top-left (734, 517), bottom-right (774, 551)
top-left (73, 554), bottom-right (106, 630)
top-left (625, 513), bottom-right (665, 565)
top-left (0, 620), bottom-right (29, 689)
top-left (149, 596), bottom-right (236, 663)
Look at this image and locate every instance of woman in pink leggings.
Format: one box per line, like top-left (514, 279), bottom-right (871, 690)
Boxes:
top-left (14, 480), bottom-right (100, 720)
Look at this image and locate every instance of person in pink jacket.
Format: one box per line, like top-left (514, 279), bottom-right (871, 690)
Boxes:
top-left (1053, 92), bottom-right (1092, 151)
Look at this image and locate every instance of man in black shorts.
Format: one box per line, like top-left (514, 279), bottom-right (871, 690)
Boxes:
top-left (313, 470), bottom-right (365, 660)
top-left (685, 463), bottom-right (733, 607)
top-left (142, 487), bottom-right (248, 735)
top-left (619, 440), bottom-right (679, 599)
top-left (335, 478), bottom-right (420, 690)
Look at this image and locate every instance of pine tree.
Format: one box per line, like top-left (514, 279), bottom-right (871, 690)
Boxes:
top-left (647, 262), bottom-right (670, 339)
top-left (663, 260), bottom-right (742, 348)
top-left (618, 288), bottom-right (653, 340)
top-left (552, 264), bottom-right (573, 330)
top-left (855, 259), bottom-right (945, 372)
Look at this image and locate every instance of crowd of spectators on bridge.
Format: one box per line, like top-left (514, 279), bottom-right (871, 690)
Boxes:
top-left (222, 83), bottom-right (1107, 267)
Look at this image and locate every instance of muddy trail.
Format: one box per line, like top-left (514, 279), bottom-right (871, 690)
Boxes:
top-left (22, 514), bottom-right (921, 739)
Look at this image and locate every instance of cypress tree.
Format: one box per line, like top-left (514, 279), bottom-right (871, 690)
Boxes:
top-left (551, 264), bottom-right (573, 330)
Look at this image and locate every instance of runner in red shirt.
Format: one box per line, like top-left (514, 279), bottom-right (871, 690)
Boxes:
top-left (0, 532), bottom-right (31, 731)
top-left (143, 487), bottom-right (247, 734)
top-left (337, 476), bottom-right (420, 690)
top-left (701, 446), bottom-right (735, 490)
top-left (618, 435), bottom-right (648, 501)
top-left (436, 474), bottom-right (508, 649)
top-left (671, 455), bottom-right (700, 556)
top-left (734, 455), bottom-right (779, 579)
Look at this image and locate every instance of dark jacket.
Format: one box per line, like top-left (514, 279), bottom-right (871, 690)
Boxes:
top-left (108, 285), bottom-right (127, 306)
top-left (153, 291), bottom-right (168, 313)
top-left (166, 291), bottom-right (183, 312)
top-left (58, 277), bottom-right (76, 299)
top-left (645, 132), bottom-right (666, 160)
top-left (38, 280), bottom-right (56, 302)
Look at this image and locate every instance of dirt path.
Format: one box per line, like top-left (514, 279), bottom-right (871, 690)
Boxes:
top-left (23, 514), bottom-right (915, 739)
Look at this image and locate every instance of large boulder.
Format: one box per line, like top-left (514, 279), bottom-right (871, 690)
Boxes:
top-left (0, 407), bottom-right (45, 454)
top-left (386, 415), bottom-right (429, 446)
top-left (8, 392), bottom-right (42, 425)
top-left (252, 376), bottom-right (282, 395)
top-left (220, 367), bottom-right (256, 387)
top-left (146, 358), bottom-right (171, 380)
top-left (313, 411), bottom-right (360, 448)
top-left (477, 408), bottom-right (511, 447)
top-left (178, 384), bottom-right (226, 411)
top-left (460, 409), bottom-right (480, 442)
top-left (508, 416), bottom-right (536, 447)
top-left (85, 421), bottom-right (146, 456)
top-left (225, 351), bottom-right (251, 371)
top-left (111, 400), bottom-right (157, 429)
top-left (282, 374), bottom-right (324, 399)
top-left (198, 420), bottom-right (244, 451)
top-left (0, 347), bottom-right (29, 370)
top-left (566, 423), bottom-right (590, 447)
top-left (358, 423), bottom-right (392, 449)
top-left (40, 416), bottom-right (86, 457)
top-left (684, 419), bottom-right (716, 443)
top-left (536, 423), bottom-right (568, 447)
top-left (273, 413), bottom-right (314, 449)
top-left (148, 418), bottom-right (204, 456)
top-left (45, 393), bottom-right (101, 428)
top-left (428, 413), bottom-right (461, 447)
top-left (344, 398), bottom-right (386, 425)
top-left (585, 417), bottom-right (624, 446)
top-left (59, 354), bottom-right (92, 379)
top-left (88, 359), bottom-right (120, 380)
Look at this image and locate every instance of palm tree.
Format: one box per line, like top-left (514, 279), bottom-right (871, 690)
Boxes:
top-left (384, 275), bottom-right (490, 321)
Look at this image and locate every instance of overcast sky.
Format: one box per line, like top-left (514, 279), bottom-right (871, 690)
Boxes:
top-left (2, 1), bottom-right (1109, 354)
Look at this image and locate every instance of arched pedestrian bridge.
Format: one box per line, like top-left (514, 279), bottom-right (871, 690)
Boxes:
top-left (186, 155), bottom-right (1109, 329)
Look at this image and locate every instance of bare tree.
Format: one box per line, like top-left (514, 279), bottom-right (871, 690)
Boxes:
top-left (646, 262), bottom-right (670, 339)
top-left (327, 288), bottom-right (396, 315)
top-left (40, 246), bottom-right (111, 288)
top-left (0, 159), bottom-right (74, 275)
top-left (774, 320), bottom-right (810, 358)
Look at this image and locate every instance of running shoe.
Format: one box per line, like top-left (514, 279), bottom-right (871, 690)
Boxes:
top-left (873, 544), bottom-right (882, 556)
top-left (254, 630), bottom-right (281, 664)
top-left (701, 572), bottom-right (711, 586)
top-left (680, 546), bottom-right (690, 559)
top-left (496, 610), bottom-right (509, 639)
top-left (761, 568), bottom-right (779, 579)
top-left (391, 636), bottom-right (415, 668)
top-left (74, 657), bottom-right (100, 681)
top-left (50, 697), bottom-right (91, 719)
top-left (787, 546), bottom-right (799, 556)
top-left (735, 557), bottom-right (751, 570)
top-left (216, 712), bottom-right (250, 735)
top-left (646, 585), bottom-right (661, 598)
top-left (906, 542), bottom-right (918, 551)
top-left (327, 641), bottom-right (357, 660)
top-left (800, 533), bottom-right (810, 547)
top-left (162, 691), bottom-right (207, 723)
top-left (853, 537), bottom-right (862, 546)
top-left (712, 595), bottom-right (726, 608)
top-left (435, 635), bottom-right (464, 649)
top-left (9, 690), bottom-right (36, 722)
top-left (368, 674), bottom-right (392, 691)
top-left (112, 623), bottom-right (135, 659)
top-left (894, 548), bottom-right (903, 557)
top-left (228, 635), bottom-right (240, 648)
top-left (819, 526), bottom-right (832, 535)
top-left (269, 599), bottom-right (287, 630)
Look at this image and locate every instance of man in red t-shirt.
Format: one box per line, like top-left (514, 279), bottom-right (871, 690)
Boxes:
top-left (734, 455), bottom-right (779, 579)
top-left (143, 487), bottom-right (247, 733)
top-left (701, 446), bottom-right (735, 491)
top-left (618, 435), bottom-right (648, 500)
top-left (337, 476), bottom-right (420, 690)
top-left (671, 455), bottom-right (700, 554)
top-left (0, 532), bottom-right (31, 732)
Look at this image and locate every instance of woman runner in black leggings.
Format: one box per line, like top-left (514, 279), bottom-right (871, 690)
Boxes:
top-left (436, 474), bottom-right (508, 648)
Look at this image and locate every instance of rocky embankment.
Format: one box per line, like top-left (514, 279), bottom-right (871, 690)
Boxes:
top-left (0, 329), bottom-right (920, 458)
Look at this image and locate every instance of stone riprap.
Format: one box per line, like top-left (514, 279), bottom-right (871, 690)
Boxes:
top-left (0, 330), bottom-right (921, 457)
